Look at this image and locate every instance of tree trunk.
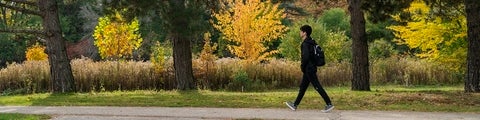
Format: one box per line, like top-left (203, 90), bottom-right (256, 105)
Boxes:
top-left (172, 34), bottom-right (196, 90)
top-left (465, 0), bottom-right (480, 92)
top-left (348, 0), bottom-right (370, 91)
top-left (38, 0), bottom-right (75, 93)
top-left (170, 0), bottom-right (196, 90)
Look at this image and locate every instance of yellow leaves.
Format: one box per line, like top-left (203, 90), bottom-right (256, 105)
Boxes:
top-left (93, 12), bottom-right (143, 59)
top-left (407, 1), bottom-right (430, 21)
top-left (26, 43), bottom-right (48, 61)
top-left (200, 32), bottom-right (218, 62)
top-left (213, 0), bottom-right (287, 62)
top-left (151, 41), bottom-right (170, 73)
top-left (198, 32), bottom-right (218, 75)
top-left (392, 1), bottom-right (430, 22)
top-left (388, 0), bottom-right (467, 72)
top-left (389, 19), bottom-right (447, 58)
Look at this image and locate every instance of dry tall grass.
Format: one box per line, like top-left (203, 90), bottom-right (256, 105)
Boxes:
top-left (371, 57), bottom-right (460, 86)
top-left (0, 57), bottom-right (462, 94)
top-left (70, 58), bottom-right (176, 92)
top-left (0, 61), bottom-right (49, 94)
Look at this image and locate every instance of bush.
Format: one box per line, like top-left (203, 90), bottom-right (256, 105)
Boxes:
top-left (279, 18), bottom-right (328, 61)
top-left (0, 37), bottom-right (26, 68)
top-left (193, 32), bottom-right (218, 90)
top-left (369, 39), bottom-right (397, 60)
top-left (279, 18), bottom-right (351, 63)
top-left (25, 43), bottom-right (48, 61)
top-left (322, 31), bottom-right (351, 63)
top-left (319, 8), bottom-right (350, 34)
top-left (227, 70), bottom-right (253, 92)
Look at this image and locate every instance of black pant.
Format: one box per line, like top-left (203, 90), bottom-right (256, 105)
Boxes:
top-left (294, 70), bottom-right (332, 106)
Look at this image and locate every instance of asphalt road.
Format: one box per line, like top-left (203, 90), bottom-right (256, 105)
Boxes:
top-left (0, 106), bottom-right (479, 120)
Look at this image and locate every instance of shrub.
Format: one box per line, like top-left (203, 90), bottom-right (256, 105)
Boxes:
top-left (319, 8), bottom-right (350, 34)
top-left (369, 39), bottom-right (397, 60)
top-left (93, 11), bottom-right (143, 59)
top-left (227, 70), bottom-right (253, 92)
top-left (0, 37), bottom-right (26, 67)
top-left (25, 43), bottom-right (48, 61)
top-left (279, 18), bottom-right (328, 61)
top-left (279, 18), bottom-right (351, 63)
top-left (194, 32), bottom-right (218, 90)
top-left (322, 31), bottom-right (351, 63)
top-left (150, 41), bottom-right (172, 74)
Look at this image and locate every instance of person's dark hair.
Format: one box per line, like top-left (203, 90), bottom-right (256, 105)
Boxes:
top-left (300, 25), bottom-right (312, 37)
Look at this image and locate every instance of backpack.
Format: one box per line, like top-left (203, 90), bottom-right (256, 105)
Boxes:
top-left (313, 44), bottom-right (326, 66)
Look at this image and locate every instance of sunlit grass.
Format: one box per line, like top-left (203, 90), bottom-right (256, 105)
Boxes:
top-left (0, 85), bottom-right (477, 113)
top-left (0, 113), bottom-right (50, 120)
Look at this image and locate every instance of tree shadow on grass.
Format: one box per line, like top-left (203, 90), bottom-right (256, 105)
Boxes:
top-left (28, 90), bottom-right (212, 107)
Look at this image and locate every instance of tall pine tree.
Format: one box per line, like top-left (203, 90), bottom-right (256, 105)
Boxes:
top-left (0, 0), bottom-right (75, 93)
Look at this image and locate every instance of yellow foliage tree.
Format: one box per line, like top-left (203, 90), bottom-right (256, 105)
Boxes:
top-left (93, 11), bottom-right (143, 59)
top-left (26, 43), bottom-right (48, 61)
top-left (199, 32), bottom-right (218, 65)
top-left (388, 0), bottom-right (467, 71)
top-left (151, 41), bottom-right (172, 73)
top-left (196, 32), bottom-right (218, 89)
top-left (213, 0), bottom-right (287, 62)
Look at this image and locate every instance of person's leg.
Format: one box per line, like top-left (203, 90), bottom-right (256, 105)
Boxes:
top-left (307, 72), bottom-right (332, 105)
top-left (293, 73), bottom-right (310, 106)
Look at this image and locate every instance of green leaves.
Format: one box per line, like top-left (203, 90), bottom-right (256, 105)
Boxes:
top-left (279, 17), bottom-right (351, 62)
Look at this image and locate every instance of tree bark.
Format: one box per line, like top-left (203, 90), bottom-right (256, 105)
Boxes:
top-left (172, 34), bottom-right (196, 90)
top-left (348, 0), bottom-right (370, 91)
top-left (170, 0), bottom-right (196, 90)
top-left (38, 0), bottom-right (75, 93)
top-left (465, 0), bottom-right (480, 92)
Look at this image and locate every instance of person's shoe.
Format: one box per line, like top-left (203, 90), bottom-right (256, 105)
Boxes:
top-left (321, 105), bottom-right (334, 113)
top-left (285, 101), bottom-right (297, 111)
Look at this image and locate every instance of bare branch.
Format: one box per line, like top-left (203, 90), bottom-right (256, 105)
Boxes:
top-left (0, 2), bottom-right (42, 16)
top-left (5, 0), bottom-right (37, 7)
top-left (0, 28), bottom-right (45, 36)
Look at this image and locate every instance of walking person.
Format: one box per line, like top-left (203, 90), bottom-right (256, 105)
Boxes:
top-left (285, 25), bottom-right (334, 113)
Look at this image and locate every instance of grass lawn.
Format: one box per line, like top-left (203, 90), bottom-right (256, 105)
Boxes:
top-left (0, 85), bottom-right (478, 113)
top-left (0, 113), bottom-right (50, 120)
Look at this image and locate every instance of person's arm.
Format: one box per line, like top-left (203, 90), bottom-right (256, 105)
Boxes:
top-left (301, 42), bottom-right (310, 72)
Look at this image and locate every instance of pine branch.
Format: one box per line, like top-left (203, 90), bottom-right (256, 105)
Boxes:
top-left (5, 0), bottom-right (37, 6)
top-left (0, 2), bottom-right (42, 16)
top-left (0, 28), bottom-right (45, 36)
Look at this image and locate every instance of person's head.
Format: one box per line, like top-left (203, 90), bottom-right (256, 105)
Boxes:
top-left (300, 25), bottom-right (312, 39)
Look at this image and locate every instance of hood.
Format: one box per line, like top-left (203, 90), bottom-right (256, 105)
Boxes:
top-left (304, 37), bottom-right (317, 45)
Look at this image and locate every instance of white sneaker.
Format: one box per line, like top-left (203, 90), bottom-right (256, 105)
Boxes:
top-left (285, 101), bottom-right (297, 111)
top-left (321, 105), bottom-right (334, 113)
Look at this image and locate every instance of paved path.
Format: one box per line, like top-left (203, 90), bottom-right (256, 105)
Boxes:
top-left (0, 106), bottom-right (479, 120)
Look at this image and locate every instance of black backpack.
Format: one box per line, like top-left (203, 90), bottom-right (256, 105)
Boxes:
top-left (313, 44), bottom-right (326, 66)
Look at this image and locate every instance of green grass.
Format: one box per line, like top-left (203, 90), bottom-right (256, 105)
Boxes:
top-left (0, 113), bottom-right (50, 120)
top-left (0, 85), bottom-right (478, 113)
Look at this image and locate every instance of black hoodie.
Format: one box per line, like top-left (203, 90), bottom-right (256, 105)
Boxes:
top-left (301, 37), bottom-right (317, 73)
